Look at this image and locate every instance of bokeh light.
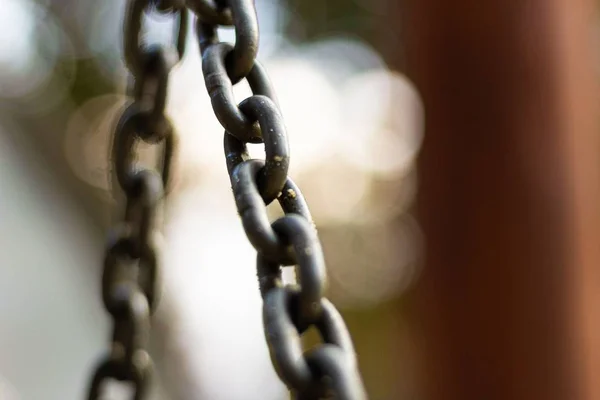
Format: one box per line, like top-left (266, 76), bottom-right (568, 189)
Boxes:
top-left (0, 0), bottom-right (75, 114)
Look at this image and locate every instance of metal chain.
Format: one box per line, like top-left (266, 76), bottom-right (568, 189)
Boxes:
top-left (87, 0), bottom-right (366, 399)
top-left (193, 1), bottom-right (368, 398)
top-left (86, 1), bottom-right (186, 399)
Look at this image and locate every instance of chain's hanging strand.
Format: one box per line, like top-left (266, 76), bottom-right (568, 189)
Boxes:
top-left (86, 1), bottom-right (187, 399)
top-left (193, 0), bottom-right (368, 398)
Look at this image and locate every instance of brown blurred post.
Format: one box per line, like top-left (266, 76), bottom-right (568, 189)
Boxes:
top-left (395, 0), bottom-right (600, 399)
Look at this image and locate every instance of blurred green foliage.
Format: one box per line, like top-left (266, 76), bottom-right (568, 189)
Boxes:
top-left (285, 0), bottom-right (381, 46)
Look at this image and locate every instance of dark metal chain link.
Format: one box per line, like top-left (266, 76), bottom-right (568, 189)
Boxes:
top-left (194, 1), bottom-right (368, 398)
top-left (87, 1), bottom-right (186, 398)
top-left (87, 0), bottom-right (366, 399)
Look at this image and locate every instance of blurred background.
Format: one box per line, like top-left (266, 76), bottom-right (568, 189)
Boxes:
top-left (2, 0), bottom-right (600, 399)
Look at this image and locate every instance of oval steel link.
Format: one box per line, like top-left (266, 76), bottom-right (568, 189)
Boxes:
top-left (124, 169), bottom-right (164, 255)
top-left (271, 215), bottom-right (326, 325)
top-left (263, 286), bottom-right (359, 395)
top-left (87, 352), bottom-right (152, 400)
top-left (109, 285), bottom-right (152, 370)
top-left (246, 61), bottom-right (280, 105)
top-left (238, 95), bottom-right (289, 202)
top-left (195, 0), bottom-right (258, 83)
top-left (224, 129), bottom-right (295, 210)
top-left (103, 228), bottom-right (161, 314)
top-left (255, 180), bottom-right (314, 299)
top-left (222, 0), bottom-right (259, 83)
top-left (124, 0), bottom-right (188, 77)
top-left (229, 159), bottom-right (299, 264)
top-left (221, 94), bottom-right (289, 204)
top-left (133, 46), bottom-right (174, 143)
top-left (113, 104), bottom-right (175, 196)
top-left (201, 42), bottom-right (277, 143)
top-left (297, 346), bottom-right (367, 400)
top-left (316, 300), bottom-right (358, 368)
top-left (263, 286), bottom-right (312, 391)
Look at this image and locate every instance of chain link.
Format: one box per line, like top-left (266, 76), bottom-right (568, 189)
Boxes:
top-left (87, 1), bottom-right (185, 398)
top-left (88, 0), bottom-right (367, 398)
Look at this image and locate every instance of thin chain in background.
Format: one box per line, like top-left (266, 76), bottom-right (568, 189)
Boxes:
top-left (87, 0), bottom-right (186, 398)
top-left (87, 0), bottom-right (367, 398)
